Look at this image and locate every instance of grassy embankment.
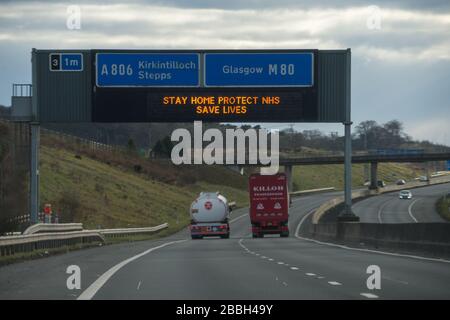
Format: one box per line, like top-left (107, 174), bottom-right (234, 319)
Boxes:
top-left (436, 195), bottom-right (450, 221)
top-left (39, 133), bottom-right (249, 236)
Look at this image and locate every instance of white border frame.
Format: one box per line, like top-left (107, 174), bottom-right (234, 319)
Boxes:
top-left (203, 52), bottom-right (314, 88)
top-left (95, 52), bottom-right (201, 88)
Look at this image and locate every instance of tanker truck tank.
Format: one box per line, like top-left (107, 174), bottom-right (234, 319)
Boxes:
top-left (189, 192), bottom-right (231, 239)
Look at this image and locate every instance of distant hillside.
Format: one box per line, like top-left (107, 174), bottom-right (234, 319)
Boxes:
top-left (42, 122), bottom-right (242, 151)
top-left (44, 119), bottom-right (450, 155)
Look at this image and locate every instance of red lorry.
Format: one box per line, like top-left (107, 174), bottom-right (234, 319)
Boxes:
top-left (249, 173), bottom-right (290, 238)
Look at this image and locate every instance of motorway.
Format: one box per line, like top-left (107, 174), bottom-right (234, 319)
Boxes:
top-left (0, 185), bottom-right (450, 300)
top-left (354, 183), bottom-right (450, 223)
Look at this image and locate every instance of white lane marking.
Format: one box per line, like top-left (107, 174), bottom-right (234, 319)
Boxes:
top-left (328, 281), bottom-right (342, 286)
top-left (295, 206), bottom-right (450, 264)
top-left (408, 198), bottom-right (420, 223)
top-left (261, 256), bottom-right (267, 259)
top-left (268, 258), bottom-right (274, 261)
top-left (360, 293), bottom-right (379, 299)
top-left (382, 276), bottom-right (408, 285)
top-left (306, 273), bottom-right (316, 276)
top-left (377, 198), bottom-right (395, 223)
top-left (294, 209), bottom-right (314, 238)
top-left (229, 213), bottom-right (248, 223)
top-left (137, 281), bottom-right (141, 290)
top-left (317, 276), bottom-right (325, 279)
top-left (292, 195), bottom-right (314, 203)
top-left (277, 262), bottom-right (284, 265)
top-left (290, 267), bottom-right (299, 270)
top-left (77, 240), bottom-right (186, 300)
top-left (282, 282), bottom-right (288, 286)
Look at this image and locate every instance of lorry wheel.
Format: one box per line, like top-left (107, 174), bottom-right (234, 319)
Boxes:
top-left (252, 233), bottom-right (258, 238)
top-left (280, 231), bottom-right (289, 237)
top-left (191, 235), bottom-right (201, 240)
top-left (221, 233), bottom-right (230, 239)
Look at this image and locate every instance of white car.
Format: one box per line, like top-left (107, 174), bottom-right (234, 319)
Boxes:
top-left (399, 190), bottom-right (412, 199)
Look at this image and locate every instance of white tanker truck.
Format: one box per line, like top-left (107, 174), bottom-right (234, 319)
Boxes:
top-left (189, 192), bottom-right (231, 239)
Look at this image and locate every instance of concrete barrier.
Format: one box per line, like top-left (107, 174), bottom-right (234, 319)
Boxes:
top-left (307, 177), bottom-right (450, 258)
top-left (311, 222), bottom-right (450, 258)
top-left (312, 189), bottom-right (370, 224)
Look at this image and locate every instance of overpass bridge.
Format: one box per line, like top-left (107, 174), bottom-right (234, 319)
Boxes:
top-left (279, 152), bottom-right (450, 166)
top-left (279, 152), bottom-right (450, 191)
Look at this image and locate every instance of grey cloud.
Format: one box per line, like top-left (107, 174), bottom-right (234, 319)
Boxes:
top-left (0, 0), bottom-right (449, 145)
top-left (2, 0), bottom-right (450, 12)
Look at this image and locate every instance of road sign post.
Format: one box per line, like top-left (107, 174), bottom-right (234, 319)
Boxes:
top-left (339, 50), bottom-right (358, 221)
top-left (30, 123), bottom-right (40, 224)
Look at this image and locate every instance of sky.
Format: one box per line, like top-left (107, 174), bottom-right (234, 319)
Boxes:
top-left (0, 0), bottom-right (449, 145)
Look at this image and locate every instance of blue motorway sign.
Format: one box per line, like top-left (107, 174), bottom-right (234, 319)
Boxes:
top-left (447, 160), bottom-right (450, 171)
top-left (204, 53), bottom-right (314, 87)
top-left (96, 53), bottom-right (199, 87)
top-left (49, 53), bottom-right (83, 71)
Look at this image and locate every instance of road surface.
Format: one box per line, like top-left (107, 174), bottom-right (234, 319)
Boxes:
top-left (354, 183), bottom-right (450, 223)
top-left (0, 186), bottom-right (449, 300)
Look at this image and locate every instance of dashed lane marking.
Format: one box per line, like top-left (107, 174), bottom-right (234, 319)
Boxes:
top-left (360, 293), bottom-right (379, 299)
top-left (77, 240), bottom-right (186, 300)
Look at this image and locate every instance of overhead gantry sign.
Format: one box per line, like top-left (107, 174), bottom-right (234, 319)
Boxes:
top-left (11, 48), bottom-right (355, 223)
top-left (18, 49), bottom-right (350, 123)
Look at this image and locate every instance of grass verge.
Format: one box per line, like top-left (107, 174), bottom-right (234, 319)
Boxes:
top-left (436, 195), bottom-right (450, 221)
top-left (0, 242), bottom-right (103, 267)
